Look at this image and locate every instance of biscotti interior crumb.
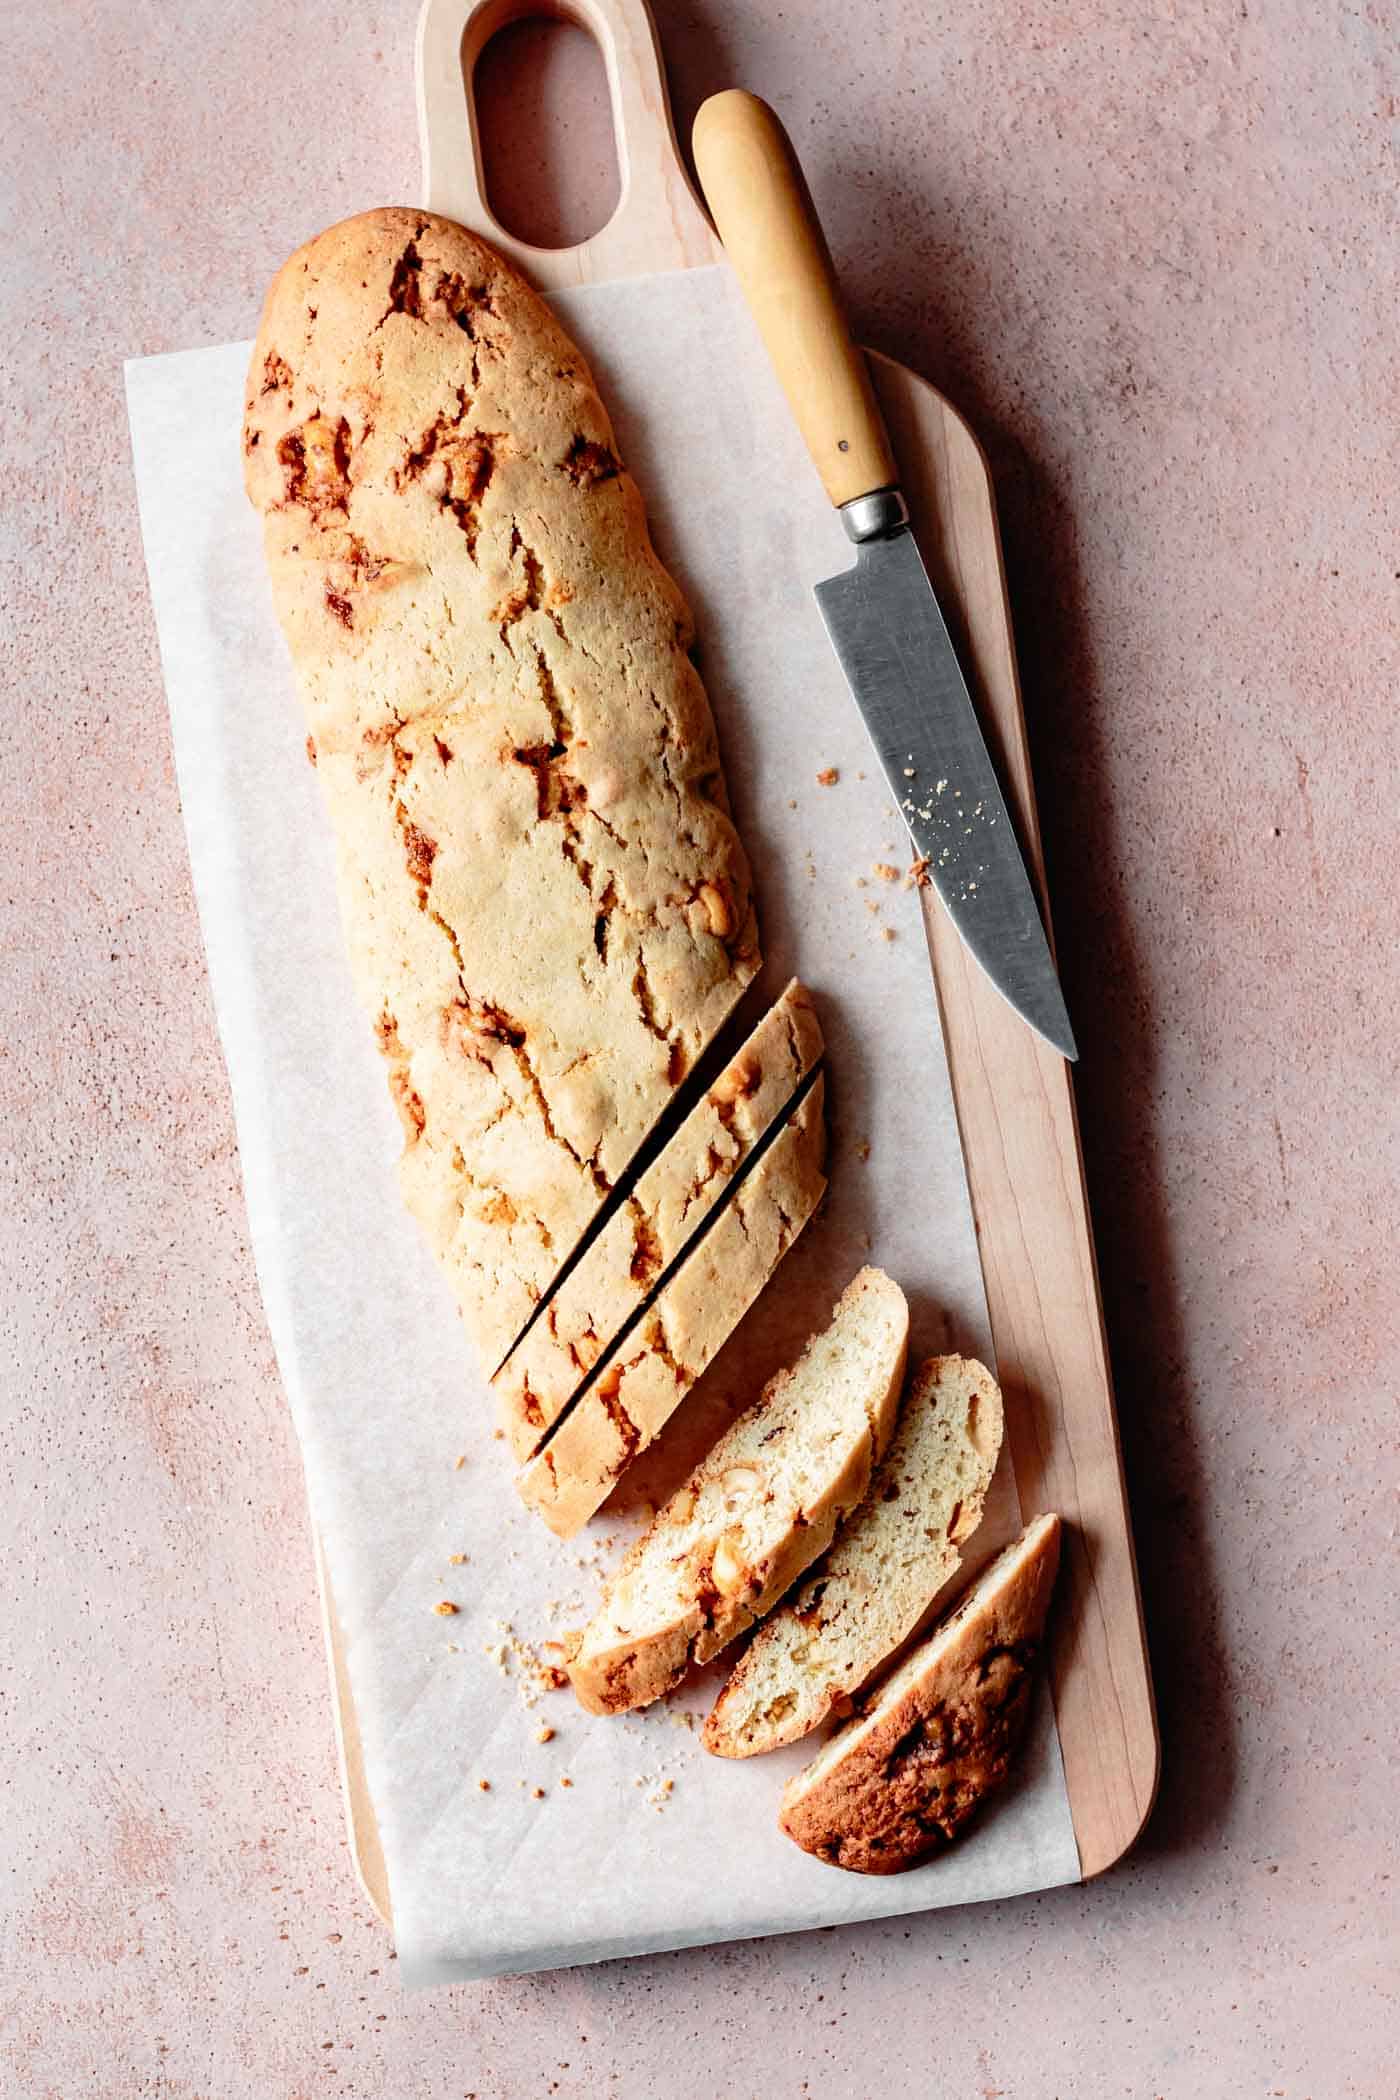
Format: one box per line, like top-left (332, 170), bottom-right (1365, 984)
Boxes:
top-left (567, 1267), bottom-right (907, 1715)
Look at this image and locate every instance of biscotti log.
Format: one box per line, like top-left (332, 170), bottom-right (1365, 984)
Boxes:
top-left (494, 979), bottom-right (822, 1461)
top-left (568, 1267), bottom-right (907, 1715)
top-left (778, 1513), bottom-right (1062, 1874)
top-left (516, 1076), bottom-right (828, 1538)
top-left (243, 209), bottom-right (758, 1374)
top-left (704, 1354), bottom-right (1004, 1757)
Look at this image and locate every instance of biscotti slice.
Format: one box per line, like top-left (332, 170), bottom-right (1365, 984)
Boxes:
top-left (705, 1354), bottom-right (1004, 1758)
top-left (779, 1512), bottom-right (1061, 1874)
top-left (493, 980), bottom-right (822, 1460)
top-left (568, 1269), bottom-right (909, 1715)
top-left (243, 209), bottom-right (758, 1375)
top-left (517, 1078), bottom-right (828, 1538)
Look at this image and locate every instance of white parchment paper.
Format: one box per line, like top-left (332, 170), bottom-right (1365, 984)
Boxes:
top-left (125, 265), bottom-right (1079, 1986)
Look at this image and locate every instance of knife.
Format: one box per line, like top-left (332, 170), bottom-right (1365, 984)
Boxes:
top-left (692, 91), bottom-right (1077, 1062)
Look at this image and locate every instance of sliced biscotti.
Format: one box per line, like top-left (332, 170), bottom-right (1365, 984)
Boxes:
top-left (243, 209), bottom-right (758, 1374)
top-left (517, 1078), bottom-right (828, 1538)
top-left (493, 980), bottom-right (822, 1461)
top-left (705, 1354), bottom-right (1004, 1758)
top-left (779, 1513), bottom-right (1061, 1874)
top-left (568, 1269), bottom-right (909, 1715)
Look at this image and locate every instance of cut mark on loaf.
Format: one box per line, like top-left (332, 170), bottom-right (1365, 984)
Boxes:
top-left (516, 1076), bottom-right (828, 1537)
top-left (515, 1045), bottom-right (825, 1463)
top-left (493, 980), bottom-right (820, 1431)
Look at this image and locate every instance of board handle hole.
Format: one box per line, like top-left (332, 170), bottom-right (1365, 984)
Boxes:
top-left (473, 12), bottom-right (620, 250)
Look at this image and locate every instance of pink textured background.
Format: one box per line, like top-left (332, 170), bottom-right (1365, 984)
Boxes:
top-left (3, 1), bottom-right (1396, 2092)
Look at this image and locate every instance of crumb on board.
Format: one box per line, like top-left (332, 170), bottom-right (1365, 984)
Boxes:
top-left (873, 862), bottom-right (899, 883)
top-left (906, 856), bottom-right (931, 889)
top-left (449, 1552), bottom-right (468, 1565)
top-left (559, 1776), bottom-right (574, 1789)
top-left (881, 926), bottom-right (896, 942)
top-left (532, 1786), bottom-right (546, 1800)
top-left (865, 899), bottom-right (881, 915)
top-left (787, 797), bottom-right (798, 810)
top-left (816, 766), bottom-right (839, 786)
top-left (535, 1724), bottom-right (555, 1745)
top-left (434, 1600), bottom-right (459, 1617)
top-left (453, 1455), bottom-right (466, 1470)
top-left (477, 1778), bottom-right (491, 1792)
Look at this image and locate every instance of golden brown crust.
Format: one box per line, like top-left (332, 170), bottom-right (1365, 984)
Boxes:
top-left (778, 1514), bottom-right (1061, 1874)
top-left (243, 209), bottom-right (757, 1372)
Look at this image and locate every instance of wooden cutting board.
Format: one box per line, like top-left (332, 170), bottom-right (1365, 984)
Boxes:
top-left (321, 0), bottom-right (1158, 1927)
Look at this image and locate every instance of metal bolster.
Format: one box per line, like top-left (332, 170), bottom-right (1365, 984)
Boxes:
top-left (838, 487), bottom-right (909, 544)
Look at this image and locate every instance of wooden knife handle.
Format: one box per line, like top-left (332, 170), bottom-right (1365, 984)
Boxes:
top-left (692, 89), bottom-right (897, 511)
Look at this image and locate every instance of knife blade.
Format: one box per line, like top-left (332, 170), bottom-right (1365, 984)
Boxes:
top-left (815, 515), bottom-right (1076, 1059)
top-left (692, 90), bottom-right (1077, 1061)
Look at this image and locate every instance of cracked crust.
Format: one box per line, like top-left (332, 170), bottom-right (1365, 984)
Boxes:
top-left (704, 1354), bottom-right (1005, 1758)
top-left (568, 1267), bottom-right (909, 1716)
top-left (516, 1077), bottom-right (829, 1539)
top-left (778, 1513), bottom-right (1062, 1874)
top-left (243, 209), bottom-right (758, 1372)
top-left (493, 980), bottom-right (823, 1460)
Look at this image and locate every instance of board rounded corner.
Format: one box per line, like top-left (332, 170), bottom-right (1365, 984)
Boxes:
top-left (1073, 1699), bottom-right (1162, 1883)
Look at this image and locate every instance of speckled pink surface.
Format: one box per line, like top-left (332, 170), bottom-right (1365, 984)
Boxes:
top-left (3, 1), bottom-right (1396, 2092)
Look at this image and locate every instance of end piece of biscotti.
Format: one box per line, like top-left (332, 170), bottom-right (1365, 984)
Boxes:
top-left (568, 1268), bottom-right (909, 1716)
top-left (493, 980), bottom-right (822, 1461)
top-left (778, 1512), bottom-right (1062, 1874)
top-left (704, 1354), bottom-right (1005, 1758)
top-left (243, 208), bottom-right (758, 1375)
top-left (515, 1078), bottom-right (828, 1538)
